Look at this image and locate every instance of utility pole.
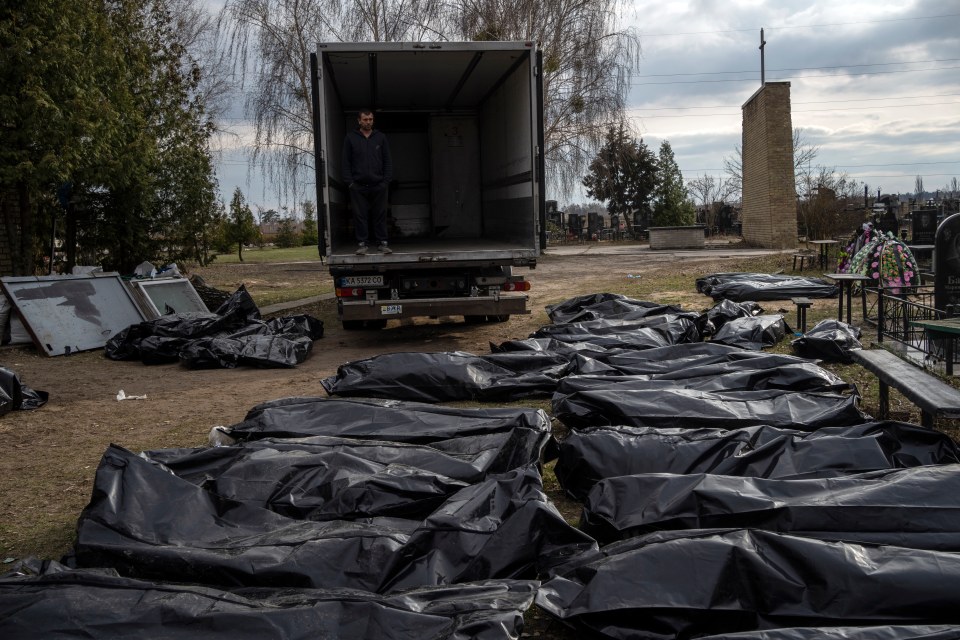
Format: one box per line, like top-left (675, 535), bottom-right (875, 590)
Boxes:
top-left (759, 28), bottom-right (766, 85)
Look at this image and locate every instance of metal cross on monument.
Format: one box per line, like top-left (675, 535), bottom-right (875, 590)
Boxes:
top-left (759, 28), bottom-right (766, 86)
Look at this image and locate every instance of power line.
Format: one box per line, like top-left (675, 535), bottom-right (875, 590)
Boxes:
top-left (686, 161), bottom-right (960, 173)
top-left (635, 13), bottom-right (960, 37)
top-left (841, 161), bottom-right (960, 168)
top-left (632, 64), bottom-right (960, 85)
top-left (634, 100), bottom-right (960, 118)
top-left (632, 92), bottom-right (960, 111)
top-left (631, 58), bottom-right (960, 79)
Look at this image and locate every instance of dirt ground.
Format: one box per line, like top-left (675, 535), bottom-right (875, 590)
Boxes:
top-left (2, 245), bottom-right (797, 559)
top-left (9, 243), bottom-right (948, 636)
top-left (2, 244), bottom-right (828, 619)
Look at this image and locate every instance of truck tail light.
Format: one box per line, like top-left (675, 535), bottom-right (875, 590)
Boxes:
top-left (336, 287), bottom-right (364, 298)
top-left (502, 281), bottom-right (530, 292)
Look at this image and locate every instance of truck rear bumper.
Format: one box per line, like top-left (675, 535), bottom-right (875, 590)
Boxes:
top-left (339, 294), bottom-right (529, 321)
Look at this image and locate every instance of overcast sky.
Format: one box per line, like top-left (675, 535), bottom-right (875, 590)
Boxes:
top-left (210, 0), bottom-right (960, 212)
top-left (622, 0), bottom-right (960, 204)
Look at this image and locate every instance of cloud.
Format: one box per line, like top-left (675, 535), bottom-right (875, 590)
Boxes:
top-left (620, 0), bottom-right (960, 196)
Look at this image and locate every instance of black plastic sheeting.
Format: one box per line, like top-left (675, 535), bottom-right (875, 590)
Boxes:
top-left (554, 422), bottom-right (960, 501)
top-left (555, 362), bottom-right (849, 396)
top-left (537, 528), bottom-right (960, 638)
top-left (697, 272), bottom-right (839, 301)
top-left (141, 429), bottom-right (551, 521)
top-left (580, 465), bottom-right (960, 547)
top-left (704, 298), bottom-right (763, 330)
top-left (72, 444), bottom-right (595, 593)
top-left (105, 286), bottom-right (324, 368)
top-left (545, 293), bottom-right (686, 324)
top-left (0, 560), bottom-right (537, 640)
top-left (695, 626), bottom-right (960, 639)
top-left (0, 366), bottom-right (47, 414)
top-left (710, 314), bottom-right (789, 350)
top-left (553, 386), bottom-right (865, 431)
top-left (530, 313), bottom-right (704, 349)
top-left (792, 318), bottom-right (863, 363)
top-left (563, 350), bottom-right (850, 391)
top-left (320, 351), bottom-right (573, 402)
top-left (217, 396), bottom-right (552, 445)
top-left (321, 302), bottom-right (819, 403)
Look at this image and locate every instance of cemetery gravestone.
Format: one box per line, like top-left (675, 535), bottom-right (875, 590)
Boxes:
top-left (934, 213), bottom-right (960, 312)
top-left (877, 209), bottom-right (899, 237)
top-left (913, 208), bottom-right (938, 245)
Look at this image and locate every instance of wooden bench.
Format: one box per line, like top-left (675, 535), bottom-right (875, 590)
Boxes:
top-left (791, 297), bottom-right (813, 333)
top-left (792, 252), bottom-right (815, 271)
top-left (850, 348), bottom-right (960, 427)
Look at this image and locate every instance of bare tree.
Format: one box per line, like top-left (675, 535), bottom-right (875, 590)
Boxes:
top-left (448, 0), bottom-right (641, 195)
top-left (722, 147), bottom-right (742, 203)
top-left (796, 166), bottom-right (863, 240)
top-left (216, 0), bottom-right (640, 204)
top-left (686, 173), bottom-right (732, 231)
top-left (915, 175), bottom-right (925, 200)
top-left (791, 128), bottom-right (819, 193)
top-left (723, 127), bottom-right (819, 203)
top-left (167, 0), bottom-right (235, 123)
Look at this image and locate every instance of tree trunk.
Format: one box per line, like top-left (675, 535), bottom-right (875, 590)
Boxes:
top-left (16, 182), bottom-right (33, 275)
top-left (65, 199), bottom-right (77, 274)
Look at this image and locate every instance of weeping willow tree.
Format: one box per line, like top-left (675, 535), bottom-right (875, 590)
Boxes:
top-left (216, 0), bottom-right (640, 204)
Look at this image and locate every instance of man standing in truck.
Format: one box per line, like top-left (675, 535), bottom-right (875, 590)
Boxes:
top-left (342, 109), bottom-right (393, 255)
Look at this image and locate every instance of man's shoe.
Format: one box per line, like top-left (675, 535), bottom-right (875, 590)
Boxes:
top-left (355, 244), bottom-right (368, 255)
top-left (378, 243), bottom-right (393, 254)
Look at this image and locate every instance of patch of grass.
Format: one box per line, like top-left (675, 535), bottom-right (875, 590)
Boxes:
top-left (211, 245), bottom-right (321, 264)
top-left (193, 259), bottom-right (333, 308)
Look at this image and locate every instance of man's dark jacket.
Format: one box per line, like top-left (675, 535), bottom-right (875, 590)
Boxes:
top-left (341, 129), bottom-right (393, 187)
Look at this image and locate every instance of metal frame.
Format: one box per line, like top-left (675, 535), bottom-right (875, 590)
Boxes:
top-left (129, 278), bottom-right (207, 319)
top-left (0, 273), bottom-right (145, 356)
top-left (872, 284), bottom-right (960, 370)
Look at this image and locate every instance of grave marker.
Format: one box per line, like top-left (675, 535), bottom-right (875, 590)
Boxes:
top-left (913, 208), bottom-right (938, 245)
top-left (934, 213), bottom-right (960, 312)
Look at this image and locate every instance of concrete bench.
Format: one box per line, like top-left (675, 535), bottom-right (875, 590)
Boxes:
top-left (850, 348), bottom-right (960, 427)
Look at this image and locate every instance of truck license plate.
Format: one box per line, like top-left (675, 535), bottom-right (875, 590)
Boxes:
top-left (380, 304), bottom-right (402, 315)
top-left (340, 275), bottom-right (384, 287)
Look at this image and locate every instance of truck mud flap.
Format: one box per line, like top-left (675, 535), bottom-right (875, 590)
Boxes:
top-left (340, 295), bottom-right (529, 321)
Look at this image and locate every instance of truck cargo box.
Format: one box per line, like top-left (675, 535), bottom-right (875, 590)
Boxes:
top-left (310, 41), bottom-right (544, 327)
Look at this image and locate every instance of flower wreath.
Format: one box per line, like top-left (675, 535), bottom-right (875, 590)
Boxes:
top-left (847, 230), bottom-right (920, 294)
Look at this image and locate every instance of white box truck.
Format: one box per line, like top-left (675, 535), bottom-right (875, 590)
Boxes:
top-left (309, 41), bottom-right (545, 330)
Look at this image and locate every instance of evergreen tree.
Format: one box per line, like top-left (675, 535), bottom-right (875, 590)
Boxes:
top-left (301, 201), bottom-right (319, 246)
top-left (275, 216), bottom-right (301, 248)
top-left (0, 0), bottom-right (219, 275)
top-left (653, 141), bottom-right (695, 227)
top-left (228, 188), bottom-right (257, 261)
top-left (581, 124), bottom-right (658, 221)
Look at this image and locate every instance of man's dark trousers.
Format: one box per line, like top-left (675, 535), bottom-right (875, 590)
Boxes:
top-left (350, 183), bottom-right (388, 244)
